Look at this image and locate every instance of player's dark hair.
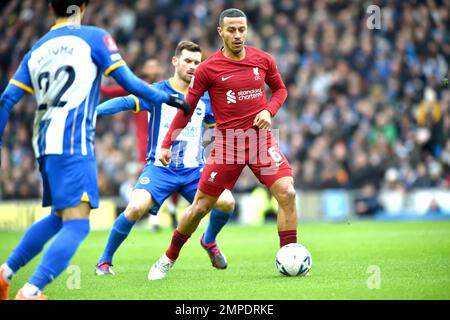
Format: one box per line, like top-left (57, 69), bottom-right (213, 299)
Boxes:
top-left (175, 41), bottom-right (201, 57)
top-left (48, 0), bottom-right (90, 17)
top-left (219, 8), bottom-right (247, 26)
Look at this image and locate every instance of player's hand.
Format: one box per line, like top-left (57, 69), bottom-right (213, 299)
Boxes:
top-left (159, 148), bottom-right (172, 166)
top-left (253, 110), bottom-right (272, 130)
top-left (167, 95), bottom-right (190, 116)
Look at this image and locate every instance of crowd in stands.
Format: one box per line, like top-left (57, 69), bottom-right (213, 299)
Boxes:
top-left (1, 0), bottom-right (449, 216)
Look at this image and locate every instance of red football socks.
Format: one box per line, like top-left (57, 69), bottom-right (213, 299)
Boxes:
top-left (278, 230), bottom-right (297, 247)
top-left (165, 230), bottom-right (191, 261)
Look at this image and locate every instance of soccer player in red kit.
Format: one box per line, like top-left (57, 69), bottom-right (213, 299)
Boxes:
top-left (149, 8), bottom-right (298, 280)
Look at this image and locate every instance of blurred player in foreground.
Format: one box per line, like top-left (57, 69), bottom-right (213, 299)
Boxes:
top-left (94, 41), bottom-right (235, 276)
top-left (0, 0), bottom-right (189, 300)
top-left (149, 8), bottom-right (298, 280)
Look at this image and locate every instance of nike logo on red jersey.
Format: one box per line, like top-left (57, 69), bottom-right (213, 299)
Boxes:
top-left (275, 160), bottom-right (286, 167)
top-left (221, 75), bottom-right (234, 81)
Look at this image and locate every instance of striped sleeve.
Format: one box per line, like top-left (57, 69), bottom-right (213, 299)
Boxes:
top-left (10, 52), bottom-right (34, 95)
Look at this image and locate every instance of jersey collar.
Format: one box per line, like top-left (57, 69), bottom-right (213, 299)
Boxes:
top-left (169, 78), bottom-right (188, 95)
top-left (51, 22), bottom-right (79, 30)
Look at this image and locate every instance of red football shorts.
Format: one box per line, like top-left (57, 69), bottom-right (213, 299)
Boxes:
top-left (199, 128), bottom-right (293, 197)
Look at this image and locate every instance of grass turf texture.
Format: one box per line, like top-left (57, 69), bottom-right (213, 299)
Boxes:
top-left (1, 220), bottom-right (449, 300)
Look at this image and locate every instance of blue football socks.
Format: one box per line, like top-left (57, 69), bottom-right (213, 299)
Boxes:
top-left (6, 211), bottom-right (62, 273)
top-left (98, 212), bottom-right (135, 264)
top-left (203, 209), bottom-right (233, 244)
top-left (29, 219), bottom-right (90, 290)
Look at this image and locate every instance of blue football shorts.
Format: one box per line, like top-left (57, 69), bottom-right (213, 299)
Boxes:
top-left (134, 163), bottom-right (203, 215)
top-left (38, 154), bottom-right (99, 211)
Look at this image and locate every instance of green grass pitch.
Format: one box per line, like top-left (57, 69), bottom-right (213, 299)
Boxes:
top-left (1, 220), bottom-right (449, 300)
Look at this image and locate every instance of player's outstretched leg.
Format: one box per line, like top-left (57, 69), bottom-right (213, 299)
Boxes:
top-left (96, 189), bottom-right (155, 275)
top-left (149, 191), bottom-right (219, 280)
top-left (14, 203), bottom-right (90, 300)
top-left (0, 211), bottom-right (62, 300)
top-left (269, 177), bottom-right (298, 248)
top-left (95, 211), bottom-right (134, 275)
top-left (201, 190), bottom-right (235, 269)
top-left (167, 193), bottom-right (180, 229)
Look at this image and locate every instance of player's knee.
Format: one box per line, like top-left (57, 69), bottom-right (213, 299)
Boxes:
top-left (216, 195), bottom-right (235, 213)
top-left (193, 200), bottom-right (213, 218)
top-left (124, 205), bottom-right (146, 221)
top-left (275, 184), bottom-right (296, 207)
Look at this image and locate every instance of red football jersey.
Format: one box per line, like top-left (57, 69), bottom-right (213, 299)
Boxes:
top-left (162, 46), bottom-right (287, 149)
top-left (188, 46), bottom-right (287, 130)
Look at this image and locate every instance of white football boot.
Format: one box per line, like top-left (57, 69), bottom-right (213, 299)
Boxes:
top-left (148, 255), bottom-right (174, 281)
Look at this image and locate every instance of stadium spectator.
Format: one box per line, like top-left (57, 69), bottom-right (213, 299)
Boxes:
top-left (354, 183), bottom-right (384, 217)
top-left (427, 198), bottom-right (442, 215)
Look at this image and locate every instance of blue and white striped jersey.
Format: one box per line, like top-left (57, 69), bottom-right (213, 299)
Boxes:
top-left (134, 79), bottom-right (215, 168)
top-left (11, 22), bottom-right (125, 158)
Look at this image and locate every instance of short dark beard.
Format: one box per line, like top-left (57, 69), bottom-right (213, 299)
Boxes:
top-left (181, 76), bottom-right (190, 85)
top-left (232, 48), bottom-right (243, 54)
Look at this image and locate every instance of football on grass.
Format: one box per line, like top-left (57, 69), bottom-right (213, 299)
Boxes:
top-left (276, 243), bottom-right (312, 276)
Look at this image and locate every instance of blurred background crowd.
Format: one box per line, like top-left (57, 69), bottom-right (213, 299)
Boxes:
top-left (0, 0), bottom-right (449, 216)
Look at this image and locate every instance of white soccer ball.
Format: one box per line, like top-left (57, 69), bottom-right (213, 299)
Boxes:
top-left (276, 243), bottom-right (312, 276)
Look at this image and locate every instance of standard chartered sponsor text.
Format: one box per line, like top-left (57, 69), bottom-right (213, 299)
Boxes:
top-left (238, 88), bottom-right (263, 100)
